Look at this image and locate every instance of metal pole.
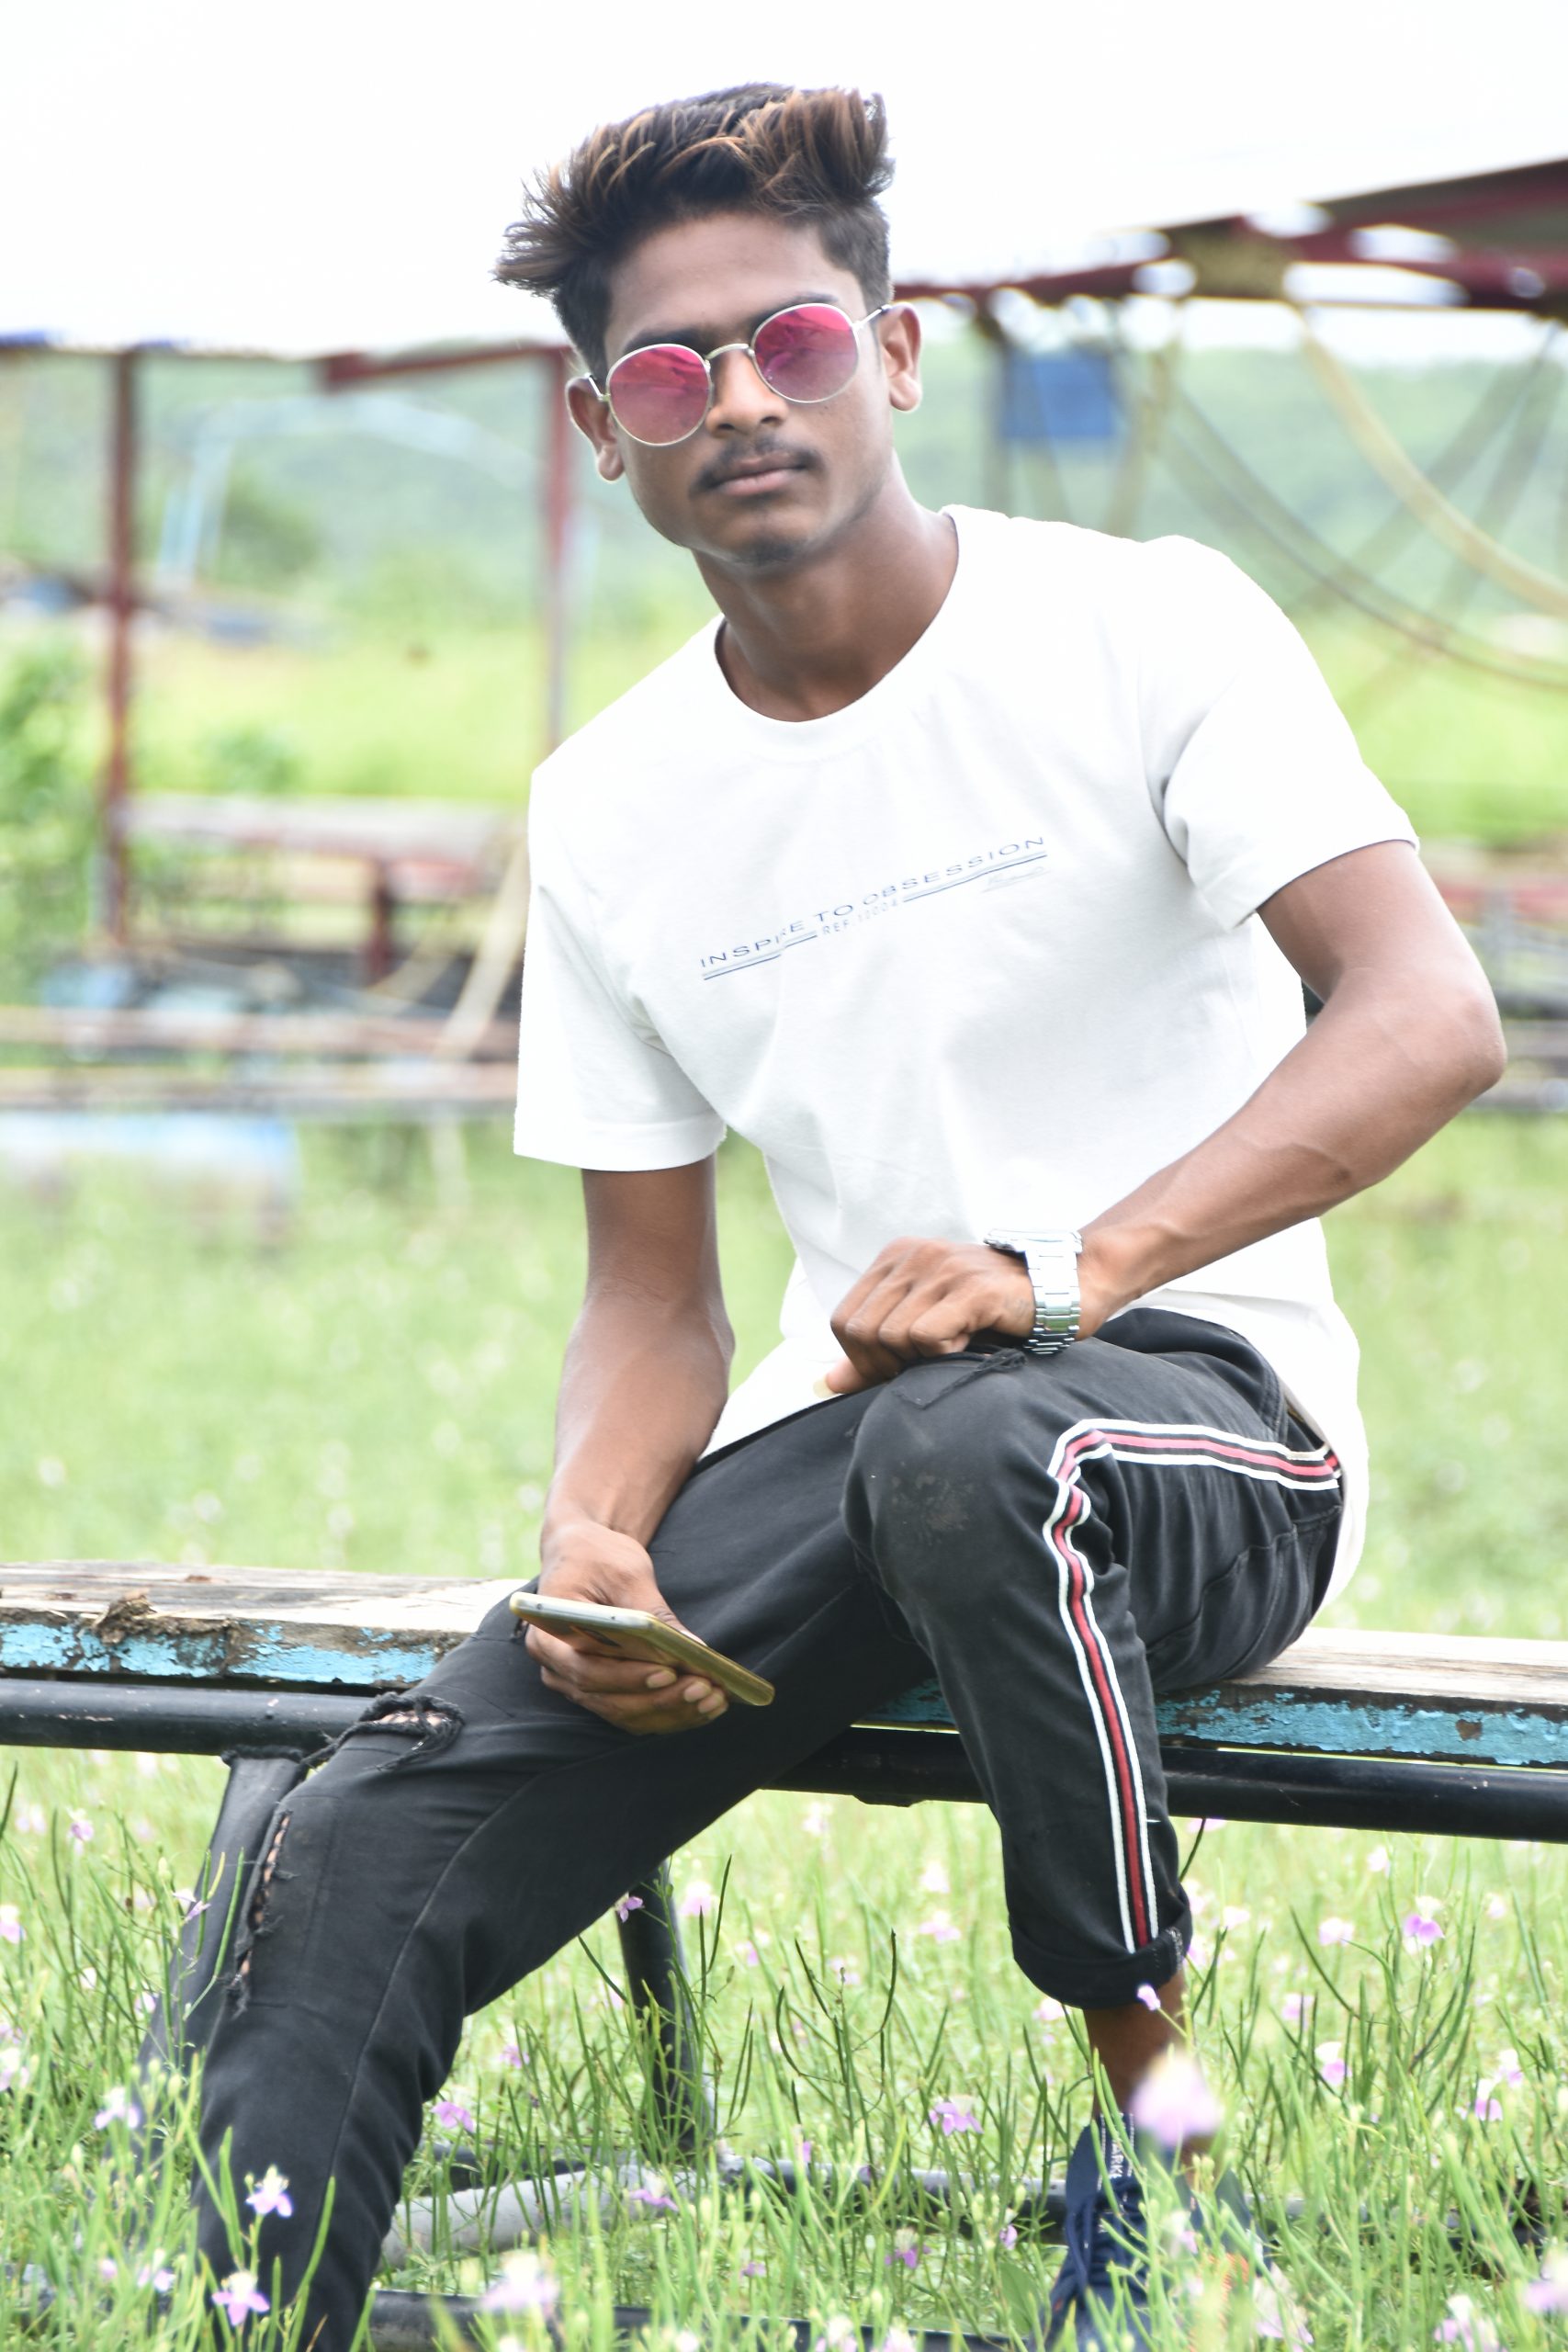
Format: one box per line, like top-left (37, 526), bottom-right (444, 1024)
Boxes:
top-left (541, 347), bottom-right (574, 752)
top-left (100, 346), bottom-right (139, 944)
top-left (615, 1860), bottom-right (715, 2154)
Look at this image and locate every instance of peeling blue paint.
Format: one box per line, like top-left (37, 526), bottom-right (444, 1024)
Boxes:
top-left (4, 1620), bottom-right (1566, 1773)
top-left (1156, 1690), bottom-right (1568, 1770)
top-left (874, 1681), bottom-right (1568, 1769)
top-left (0, 1623), bottom-right (450, 1690)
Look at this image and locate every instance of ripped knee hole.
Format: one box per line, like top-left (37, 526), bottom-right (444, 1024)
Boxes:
top-left (234, 1811), bottom-right (291, 1990)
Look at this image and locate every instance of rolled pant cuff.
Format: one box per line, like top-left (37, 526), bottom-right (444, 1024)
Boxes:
top-left (1010, 1908), bottom-right (1192, 2012)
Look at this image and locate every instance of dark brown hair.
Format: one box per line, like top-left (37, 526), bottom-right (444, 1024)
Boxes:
top-left (495, 84), bottom-right (894, 379)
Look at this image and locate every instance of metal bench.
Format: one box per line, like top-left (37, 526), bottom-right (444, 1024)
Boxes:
top-left (6, 1561), bottom-right (1568, 2348)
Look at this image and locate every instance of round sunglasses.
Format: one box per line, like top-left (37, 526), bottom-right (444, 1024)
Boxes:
top-left (579, 301), bottom-right (895, 447)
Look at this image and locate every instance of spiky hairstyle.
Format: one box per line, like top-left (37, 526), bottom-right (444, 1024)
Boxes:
top-left (495, 84), bottom-right (895, 379)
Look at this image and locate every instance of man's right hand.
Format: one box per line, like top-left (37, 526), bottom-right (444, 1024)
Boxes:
top-left (526, 1521), bottom-right (729, 1736)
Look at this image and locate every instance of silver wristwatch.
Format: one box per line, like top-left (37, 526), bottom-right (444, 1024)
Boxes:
top-left (982, 1228), bottom-right (1084, 1353)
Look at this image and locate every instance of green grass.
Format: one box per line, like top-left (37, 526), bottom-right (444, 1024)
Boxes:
top-left (98, 605), bottom-right (1568, 847)
top-left (3, 1120), bottom-right (1568, 2346)
top-left (124, 609), bottom-right (718, 811)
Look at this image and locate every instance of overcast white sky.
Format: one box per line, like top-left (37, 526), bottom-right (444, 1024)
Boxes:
top-left (6, 0), bottom-right (1567, 357)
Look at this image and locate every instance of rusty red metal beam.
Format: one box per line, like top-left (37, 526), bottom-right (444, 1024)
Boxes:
top-left (315, 342), bottom-right (565, 388)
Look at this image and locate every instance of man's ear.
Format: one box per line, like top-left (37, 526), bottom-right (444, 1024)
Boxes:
top-left (880, 304), bottom-right (924, 415)
top-left (566, 375), bottom-right (625, 482)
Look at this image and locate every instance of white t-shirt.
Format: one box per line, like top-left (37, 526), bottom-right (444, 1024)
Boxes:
top-left (513, 508), bottom-right (1416, 1601)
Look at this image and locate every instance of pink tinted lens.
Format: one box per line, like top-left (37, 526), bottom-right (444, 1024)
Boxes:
top-left (607, 345), bottom-right (711, 443)
top-left (754, 305), bottom-right (859, 401)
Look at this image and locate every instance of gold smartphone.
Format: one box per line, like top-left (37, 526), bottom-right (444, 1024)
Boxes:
top-left (507, 1590), bottom-right (774, 1707)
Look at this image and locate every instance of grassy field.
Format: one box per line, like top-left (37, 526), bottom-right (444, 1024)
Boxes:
top-left (4, 1119), bottom-right (1568, 2346)
top-left (37, 585), bottom-right (1568, 850)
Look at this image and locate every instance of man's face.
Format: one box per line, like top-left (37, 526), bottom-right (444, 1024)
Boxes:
top-left (569, 210), bottom-right (922, 575)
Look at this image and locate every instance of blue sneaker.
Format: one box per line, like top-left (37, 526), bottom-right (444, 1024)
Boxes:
top-left (1042, 2117), bottom-right (1154, 2350)
top-left (1041, 2122), bottom-right (1309, 2349)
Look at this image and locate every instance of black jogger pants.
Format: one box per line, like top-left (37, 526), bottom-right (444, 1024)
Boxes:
top-left (193, 1308), bottom-right (1342, 2346)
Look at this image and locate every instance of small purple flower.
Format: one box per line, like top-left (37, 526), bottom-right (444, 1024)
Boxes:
top-left (1524, 2248), bottom-right (1568, 2312)
top-left (916, 1909), bottom-right (961, 1944)
top-left (627, 2172), bottom-right (676, 2212)
top-left (1198, 1816), bottom-right (1228, 1831)
top-left (211, 2270), bottom-right (270, 2326)
top-left (1316, 2041), bottom-right (1347, 2088)
top-left (68, 1816), bottom-right (94, 1846)
top-left (885, 2228), bottom-right (922, 2270)
top-left (1280, 1992), bottom-right (1308, 2024)
top-left (740, 2259), bottom-right (765, 2277)
top-left (499, 2038), bottom-right (527, 2070)
top-left (929, 2097), bottom-right (980, 2137)
top-left (735, 1939), bottom-right (761, 1968)
top-left (1472, 2082), bottom-right (1503, 2122)
top-left (1433, 2292), bottom-right (1500, 2348)
top-left (481, 2249), bottom-right (559, 2312)
top-left (1402, 1911), bottom-right (1444, 1951)
top-left (615, 1893), bottom-right (644, 1923)
top-left (814, 2320), bottom-right (858, 2352)
top-left (1127, 2053), bottom-right (1224, 2150)
top-left (433, 2098), bottom-right (475, 2134)
top-left (95, 2086), bottom-right (142, 2131)
top-left (796, 2138), bottom-right (814, 2166)
top-left (1134, 1983), bottom-right (1161, 2012)
top-left (998, 2222), bottom-right (1019, 2250)
top-left (679, 1878), bottom-right (716, 1918)
top-left (246, 2165), bottom-right (293, 2218)
top-left (137, 2257), bottom-right (176, 2291)
top-left (0, 1905), bottom-right (21, 1945)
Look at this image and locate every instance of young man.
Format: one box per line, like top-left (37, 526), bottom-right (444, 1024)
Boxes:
top-left (192, 84), bottom-right (1504, 2347)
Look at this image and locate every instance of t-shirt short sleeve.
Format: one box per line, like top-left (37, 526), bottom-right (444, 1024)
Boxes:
top-left (513, 789), bottom-right (726, 1171)
top-left (1137, 538), bottom-right (1416, 930)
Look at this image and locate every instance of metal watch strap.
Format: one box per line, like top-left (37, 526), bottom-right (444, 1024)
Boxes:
top-left (982, 1228), bottom-right (1084, 1354)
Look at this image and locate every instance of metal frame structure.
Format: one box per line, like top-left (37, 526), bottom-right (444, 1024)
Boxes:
top-left (4, 150), bottom-right (1564, 962)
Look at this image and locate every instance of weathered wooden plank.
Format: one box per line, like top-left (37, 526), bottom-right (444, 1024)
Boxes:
top-left (5, 1565), bottom-right (1568, 1770)
top-left (0, 1565), bottom-right (513, 1691)
top-left (0, 1006), bottom-right (518, 1059)
top-left (0, 1065), bottom-right (517, 1111)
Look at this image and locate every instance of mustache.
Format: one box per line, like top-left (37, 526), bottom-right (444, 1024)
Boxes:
top-left (690, 443), bottom-right (818, 495)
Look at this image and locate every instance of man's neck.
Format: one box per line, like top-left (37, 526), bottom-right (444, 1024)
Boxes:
top-left (699, 481), bottom-right (958, 724)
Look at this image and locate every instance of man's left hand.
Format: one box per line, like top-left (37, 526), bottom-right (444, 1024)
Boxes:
top-left (823, 1235), bottom-right (1113, 1395)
